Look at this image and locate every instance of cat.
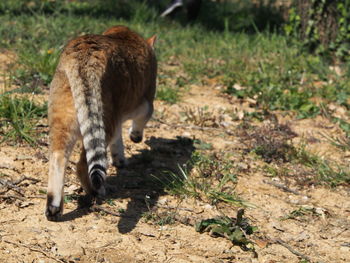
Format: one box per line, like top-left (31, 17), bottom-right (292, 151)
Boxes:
top-left (46, 25), bottom-right (157, 221)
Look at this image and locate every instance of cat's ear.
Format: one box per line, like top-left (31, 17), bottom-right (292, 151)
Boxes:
top-left (146, 35), bottom-right (157, 49)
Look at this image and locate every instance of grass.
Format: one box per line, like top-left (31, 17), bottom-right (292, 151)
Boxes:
top-left (156, 84), bottom-right (180, 104)
top-left (155, 152), bottom-right (254, 208)
top-left (0, 95), bottom-right (47, 144)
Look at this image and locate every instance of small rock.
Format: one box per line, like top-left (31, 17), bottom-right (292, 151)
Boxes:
top-left (51, 246), bottom-right (59, 255)
top-left (65, 184), bottom-right (80, 195)
top-left (296, 231), bottom-right (310, 242)
top-left (157, 198), bottom-right (168, 205)
top-left (16, 155), bottom-right (32, 160)
top-left (301, 196), bottom-right (309, 202)
top-left (237, 111), bottom-right (244, 120)
top-left (182, 132), bottom-right (191, 138)
top-left (203, 204), bottom-right (213, 210)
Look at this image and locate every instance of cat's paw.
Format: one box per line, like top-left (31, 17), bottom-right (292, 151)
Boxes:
top-left (45, 194), bottom-right (63, 221)
top-left (129, 130), bottom-right (143, 143)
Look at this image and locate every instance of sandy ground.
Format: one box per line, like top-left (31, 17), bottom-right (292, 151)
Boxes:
top-left (0, 53), bottom-right (349, 263)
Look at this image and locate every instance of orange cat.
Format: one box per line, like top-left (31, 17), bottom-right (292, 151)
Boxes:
top-left (46, 26), bottom-right (157, 220)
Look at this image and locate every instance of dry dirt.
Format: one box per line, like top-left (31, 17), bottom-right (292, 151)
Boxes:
top-left (0, 53), bottom-right (350, 263)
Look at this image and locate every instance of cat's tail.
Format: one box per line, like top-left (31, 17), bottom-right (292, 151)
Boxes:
top-left (64, 59), bottom-right (107, 196)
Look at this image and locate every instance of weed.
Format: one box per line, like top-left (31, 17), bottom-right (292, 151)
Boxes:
top-left (64, 194), bottom-right (79, 204)
top-left (155, 152), bottom-right (253, 207)
top-left (106, 199), bottom-right (116, 206)
top-left (156, 84), bottom-right (180, 104)
top-left (321, 132), bottom-right (350, 152)
top-left (195, 209), bottom-right (257, 251)
top-left (0, 95), bottom-right (47, 144)
top-left (180, 106), bottom-right (224, 128)
top-left (293, 145), bottom-right (350, 187)
top-left (239, 121), bottom-right (297, 163)
top-left (117, 208), bottom-right (125, 214)
top-left (193, 139), bottom-right (213, 150)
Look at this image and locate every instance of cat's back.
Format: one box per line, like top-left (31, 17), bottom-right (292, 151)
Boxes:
top-left (61, 26), bottom-right (155, 70)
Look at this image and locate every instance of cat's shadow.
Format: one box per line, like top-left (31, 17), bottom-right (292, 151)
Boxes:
top-left (59, 136), bottom-right (195, 233)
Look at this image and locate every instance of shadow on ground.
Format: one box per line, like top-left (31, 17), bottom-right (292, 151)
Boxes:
top-left (58, 136), bottom-right (195, 233)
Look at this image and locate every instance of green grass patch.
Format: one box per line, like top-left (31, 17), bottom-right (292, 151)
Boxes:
top-left (154, 152), bottom-right (253, 208)
top-left (156, 84), bottom-right (180, 104)
top-left (0, 95), bottom-right (47, 144)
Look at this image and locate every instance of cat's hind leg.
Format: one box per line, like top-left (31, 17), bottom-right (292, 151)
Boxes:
top-left (110, 124), bottom-right (126, 168)
top-left (129, 100), bottom-right (153, 143)
top-left (46, 76), bottom-right (79, 220)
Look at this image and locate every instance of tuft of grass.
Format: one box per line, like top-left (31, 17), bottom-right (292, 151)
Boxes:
top-left (293, 146), bottom-right (350, 187)
top-left (0, 95), bottom-right (47, 144)
top-left (156, 84), bottom-right (180, 104)
top-left (155, 152), bottom-right (253, 207)
top-left (64, 194), bottom-right (79, 204)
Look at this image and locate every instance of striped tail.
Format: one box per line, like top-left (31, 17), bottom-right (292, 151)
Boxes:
top-left (65, 61), bottom-right (107, 195)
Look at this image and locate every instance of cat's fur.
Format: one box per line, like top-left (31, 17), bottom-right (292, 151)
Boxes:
top-left (46, 26), bottom-right (157, 220)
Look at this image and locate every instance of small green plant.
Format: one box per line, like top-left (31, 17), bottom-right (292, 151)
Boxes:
top-left (64, 194), bottom-right (79, 204)
top-left (106, 199), bottom-right (116, 206)
top-left (195, 209), bottom-right (257, 251)
top-left (156, 85), bottom-right (180, 104)
top-left (293, 145), bottom-right (350, 186)
top-left (0, 95), bottom-right (47, 144)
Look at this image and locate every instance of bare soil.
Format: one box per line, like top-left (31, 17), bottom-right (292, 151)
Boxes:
top-left (0, 55), bottom-right (349, 263)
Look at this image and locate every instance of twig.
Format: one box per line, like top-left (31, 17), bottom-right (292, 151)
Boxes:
top-left (263, 180), bottom-right (300, 195)
top-left (0, 176), bottom-right (40, 195)
top-left (3, 240), bottom-right (66, 263)
top-left (0, 179), bottom-right (24, 196)
top-left (27, 195), bottom-right (46, 199)
top-left (90, 205), bottom-right (133, 218)
top-left (13, 175), bottom-right (40, 185)
top-left (274, 239), bottom-right (312, 262)
top-left (0, 194), bottom-right (26, 201)
top-left (0, 164), bottom-right (21, 173)
top-left (155, 204), bottom-right (194, 212)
